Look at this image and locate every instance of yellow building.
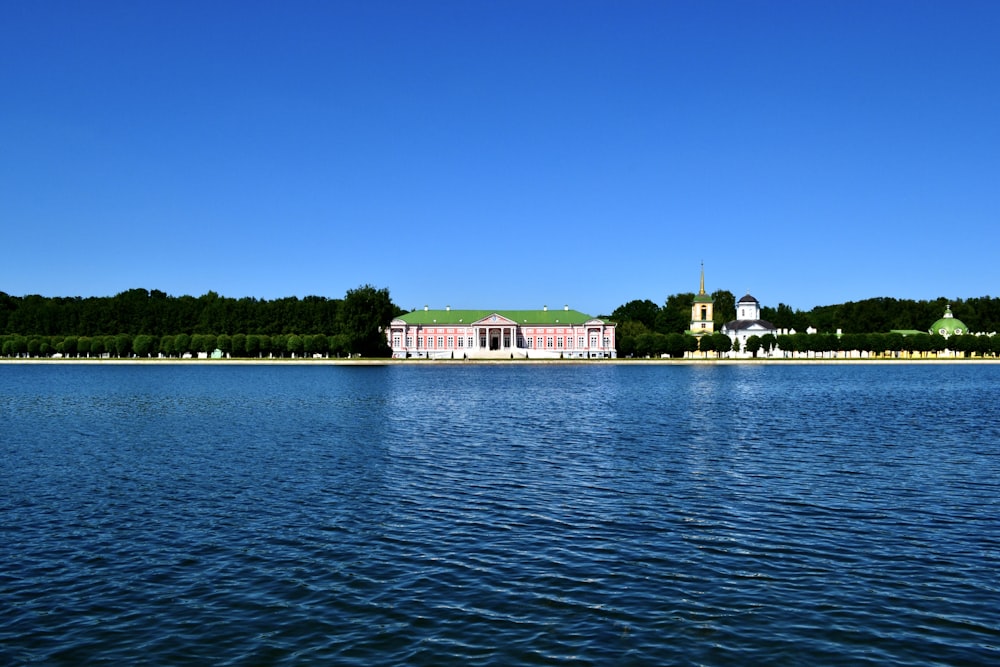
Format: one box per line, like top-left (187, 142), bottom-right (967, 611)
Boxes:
top-left (688, 264), bottom-right (714, 337)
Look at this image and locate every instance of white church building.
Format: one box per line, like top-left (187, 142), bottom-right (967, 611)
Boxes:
top-left (721, 293), bottom-right (780, 351)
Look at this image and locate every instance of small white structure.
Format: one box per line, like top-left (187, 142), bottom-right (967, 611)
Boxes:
top-left (721, 293), bottom-right (779, 353)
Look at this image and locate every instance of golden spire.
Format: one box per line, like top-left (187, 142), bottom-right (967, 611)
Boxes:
top-left (699, 261), bottom-right (706, 295)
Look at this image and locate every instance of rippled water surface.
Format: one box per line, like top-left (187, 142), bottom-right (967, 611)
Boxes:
top-left (2, 363), bottom-right (999, 665)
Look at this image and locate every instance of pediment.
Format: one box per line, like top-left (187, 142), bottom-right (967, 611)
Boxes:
top-left (471, 313), bottom-right (518, 326)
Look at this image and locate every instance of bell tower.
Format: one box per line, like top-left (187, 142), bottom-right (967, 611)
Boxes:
top-left (689, 263), bottom-right (714, 336)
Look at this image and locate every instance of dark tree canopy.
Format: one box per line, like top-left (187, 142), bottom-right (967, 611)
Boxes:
top-left (338, 285), bottom-right (400, 357)
top-left (610, 299), bottom-right (660, 332)
top-left (0, 285), bottom-right (402, 358)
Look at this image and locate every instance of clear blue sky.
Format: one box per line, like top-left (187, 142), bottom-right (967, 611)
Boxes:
top-left (2, 1), bottom-right (997, 316)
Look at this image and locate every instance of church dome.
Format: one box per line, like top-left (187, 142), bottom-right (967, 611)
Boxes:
top-left (738, 294), bottom-right (759, 304)
top-left (930, 305), bottom-right (968, 337)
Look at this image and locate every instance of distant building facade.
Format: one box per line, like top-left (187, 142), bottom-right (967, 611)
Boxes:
top-left (721, 293), bottom-right (779, 350)
top-left (388, 306), bottom-right (616, 359)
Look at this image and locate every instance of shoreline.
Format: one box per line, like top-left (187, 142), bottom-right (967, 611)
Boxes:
top-left (1, 357), bottom-right (998, 366)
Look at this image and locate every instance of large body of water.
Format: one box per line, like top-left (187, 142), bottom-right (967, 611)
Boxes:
top-left (2, 362), bottom-right (998, 665)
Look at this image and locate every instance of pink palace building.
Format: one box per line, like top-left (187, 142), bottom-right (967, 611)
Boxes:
top-left (388, 306), bottom-right (617, 359)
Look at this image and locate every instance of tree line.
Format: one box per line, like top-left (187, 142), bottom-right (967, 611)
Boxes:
top-left (615, 328), bottom-right (1000, 360)
top-left (3, 286), bottom-right (998, 359)
top-left (0, 285), bottom-right (400, 358)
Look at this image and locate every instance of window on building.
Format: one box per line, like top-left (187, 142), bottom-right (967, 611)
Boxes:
top-left (546, 336), bottom-right (554, 349)
top-left (406, 336), bottom-right (413, 348)
top-left (603, 337), bottom-right (610, 349)
top-left (557, 337), bottom-right (563, 349)
top-left (457, 337), bottom-right (464, 348)
top-left (467, 337), bottom-right (473, 348)
top-left (437, 336), bottom-right (444, 348)
top-left (578, 336), bottom-right (584, 348)
top-left (392, 334), bottom-right (401, 348)
top-left (447, 336), bottom-right (454, 348)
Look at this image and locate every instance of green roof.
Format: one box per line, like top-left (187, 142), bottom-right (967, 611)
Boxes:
top-left (396, 309), bottom-right (603, 325)
top-left (929, 305), bottom-right (969, 336)
top-left (692, 294), bottom-right (714, 303)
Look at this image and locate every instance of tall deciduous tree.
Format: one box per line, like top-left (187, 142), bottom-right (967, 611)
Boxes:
top-left (659, 293), bottom-right (695, 334)
top-left (712, 290), bottom-right (736, 330)
top-left (610, 299), bottom-right (660, 331)
top-left (338, 285), bottom-right (398, 357)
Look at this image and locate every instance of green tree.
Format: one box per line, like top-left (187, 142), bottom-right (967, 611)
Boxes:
top-left (762, 303), bottom-right (802, 331)
top-left (698, 334), bottom-right (715, 357)
top-left (304, 334), bottom-right (327, 357)
top-left (192, 333), bottom-right (216, 354)
top-left (257, 334), bottom-right (272, 357)
top-left (712, 290), bottom-right (736, 330)
top-left (133, 334), bottom-right (155, 357)
top-left (711, 333), bottom-right (732, 358)
top-left (616, 320), bottom-right (649, 358)
top-left (245, 334), bottom-right (261, 358)
top-left (61, 336), bottom-right (78, 357)
top-left (231, 333), bottom-right (247, 357)
top-left (271, 334), bottom-right (288, 358)
top-left (746, 335), bottom-right (761, 358)
top-left (760, 333), bottom-right (776, 357)
top-left (329, 334), bottom-right (350, 357)
top-left (286, 334), bottom-right (303, 357)
top-left (635, 332), bottom-right (657, 358)
top-left (664, 333), bottom-right (691, 359)
top-left (950, 334), bottom-right (974, 358)
top-left (115, 333), bottom-right (132, 357)
top-left (659, 293), bottom-right (695, 334)
top-left (867, 333), bottom-right (887, 358)
top-left (975, 334), bottom-right (992, 358)
top-left (885, 333), bottom-right (904, 358)
top-left (838, 333), bottom-right (861, 356)
top-left (159, 336), bottom-right (175, 357)
top-left (610, 299), bottom-right (660, 331)
top-left (774, 334), bottom-right (791, 357)
top-left (174, 333), bottom-right (191, 356)
top-left (338, 285), bottom-right (397, 357)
